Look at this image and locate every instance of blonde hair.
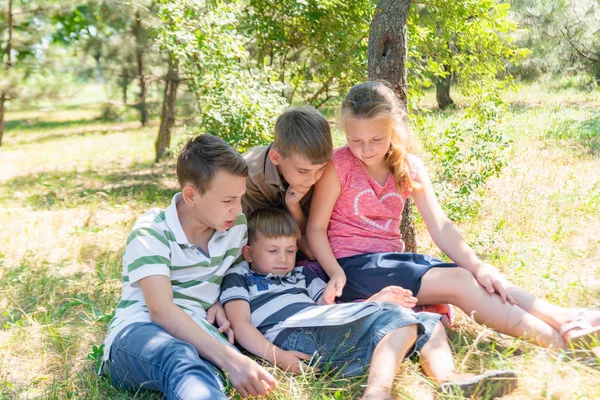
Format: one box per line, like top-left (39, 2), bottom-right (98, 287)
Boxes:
top-left (340, 81), bottom-right (417, 192)
top-left (247, 208), bottom-right (301, 244)
top-left (274, 106), bottom-right (333, 164)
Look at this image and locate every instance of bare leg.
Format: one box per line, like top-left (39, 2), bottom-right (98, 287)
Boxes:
top-left (363, 324), bottom-right (418, 400)
top-left (420, 322), bottom-right (518, 398)
top-left (500, 278), bottom-right (600, 330)
top-left (417, 268), bottom-right (567, 349)
top-left (419, 321), bottom-right (458, 383)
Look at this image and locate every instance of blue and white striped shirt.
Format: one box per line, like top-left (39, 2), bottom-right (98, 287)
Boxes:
top-left (220, 262), bottom-right (383, 346)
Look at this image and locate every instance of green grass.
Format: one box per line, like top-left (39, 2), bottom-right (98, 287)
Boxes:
top-left (1, 81), bottom-right (600, 399)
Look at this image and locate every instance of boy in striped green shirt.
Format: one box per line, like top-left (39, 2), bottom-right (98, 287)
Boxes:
top-left (102, 134), bottom-right (276, 399)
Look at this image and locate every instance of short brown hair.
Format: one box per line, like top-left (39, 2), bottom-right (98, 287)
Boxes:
top-left (247, 208), bottom-right (301, 244)
top-left (177, 134), bottom-right (248, 193)
top-left (273, 106), bottom-right (333, 164)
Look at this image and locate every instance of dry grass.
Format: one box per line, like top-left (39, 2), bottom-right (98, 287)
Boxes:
top-left (1, 82), bottom-right (599, 399)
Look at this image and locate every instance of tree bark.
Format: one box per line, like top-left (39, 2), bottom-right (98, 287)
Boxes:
top-left (368, 0), bottom-right (417, 252)
top-left (0, 0), bottom-right (13, 148)
top-left (436, 64), bottom-right (454, 110)
top-left (155, 60), bottom-right (179, 162)
top-left (134, 9), bottom-right (148, 126)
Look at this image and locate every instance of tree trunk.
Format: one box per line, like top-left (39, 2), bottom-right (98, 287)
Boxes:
top-left (155, 60), bottom-right (179, 162)
top-left (0, 92), bottom-right (5, 148)
top-left (368, 0), bottom-right (417, 252)
top-left (436, 64), bottom-right (454, 109)
top-left (134, 10), bottom-right (148, 126)
top-left (121, 68), bottom-right (129, 104)
top-left (0, 0), bottom-right (13, 148)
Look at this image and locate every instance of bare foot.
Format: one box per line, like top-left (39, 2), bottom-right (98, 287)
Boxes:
top-left (362, 386), bottom-right (394, 400)
top-left (561, 310), bottom-right (600, 348)
top-left (437, 370), bottom-right (518, 399)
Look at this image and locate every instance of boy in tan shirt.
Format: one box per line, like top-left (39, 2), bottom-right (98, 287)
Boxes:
top-left (242, 106), bottom-right (332, 259)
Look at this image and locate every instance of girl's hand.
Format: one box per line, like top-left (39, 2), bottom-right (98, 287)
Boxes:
top-left (473, 264), bottom-right (516, 305)
top-left (367, 286), bottom-right (418, 309)
top-left (322, 271), bottom-right (346, 304)
top-left (274, 349), bottom-right (314, 375)
top-left (207, 301), bottom-right (235, 343)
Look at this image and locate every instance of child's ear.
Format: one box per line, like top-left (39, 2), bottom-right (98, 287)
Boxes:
top-left (181, 184), bottom-right (196, 206)
top-left (242, 245), bottom-right (253, 262)
top-left (268, 148), bottom-right (282, 165)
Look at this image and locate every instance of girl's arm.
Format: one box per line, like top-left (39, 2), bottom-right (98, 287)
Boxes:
top-left (306, 162), bottom-right (346, 304)
top-left (224, 300), bottom-right (311, 374)
top-left (139, 276), bottom-right (277, 397)
top-left (410, 163), bottom-right (516, 304)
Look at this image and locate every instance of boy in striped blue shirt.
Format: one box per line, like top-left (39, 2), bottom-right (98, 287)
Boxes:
top-left (221, 208), bottom-right (517, 399)
top-left (102, 134), bottom-right (276, 399)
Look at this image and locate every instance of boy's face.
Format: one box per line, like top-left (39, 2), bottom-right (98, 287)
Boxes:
top-left (243, 233), bottom-right (297, 277)
top-left (183, 170), bottom-right (247, 232)
top-left (269, 149), bottom-right (328, 195)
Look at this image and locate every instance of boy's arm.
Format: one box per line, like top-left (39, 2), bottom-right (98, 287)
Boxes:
top-left (224, 299), bottom-right (311, 375)
top-left (285, 187), bottom-right (316, 259)
top-left (139, 275), bottom-right (276, 397)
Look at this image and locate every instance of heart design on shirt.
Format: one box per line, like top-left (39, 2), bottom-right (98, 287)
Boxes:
top-left (353, 189), bottom-right (403, 230)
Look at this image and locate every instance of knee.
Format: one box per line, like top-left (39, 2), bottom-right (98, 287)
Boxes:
top-left (443, 268), bottom-right (478, 303)
top-left (161, 342), bottom-right (226, 399)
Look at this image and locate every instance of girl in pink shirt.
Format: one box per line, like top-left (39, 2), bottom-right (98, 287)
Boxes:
top-left (307, 81), bottom-right (600, 351)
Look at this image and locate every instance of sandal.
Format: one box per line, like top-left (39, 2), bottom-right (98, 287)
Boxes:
top-left (561, 310), bottom-right (600, 348)
top-left (437, 370), bottom-right (518, 399)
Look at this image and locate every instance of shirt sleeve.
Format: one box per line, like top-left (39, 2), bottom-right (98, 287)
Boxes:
top-left (220, 268), bottom-right (251, 305)
top-left (242, 175), bottom-right (274, 217)
top-left (301, 267), bottom-right (326, 302)
top-left (123, 222), bottom-right (171, 286)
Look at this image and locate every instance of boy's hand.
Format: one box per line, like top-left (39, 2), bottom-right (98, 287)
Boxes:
top-left (207, 301), bottom-right (235, 343)
top-left (473, 263), bottom-right (516, 305)
top-left (223, 354), bottom-right (277, 398)
top-left (285, 186), bottom-right (307, 207)
top-left (367, 286), bottom-right (418, 309)
top-left (274, 349), bottom-right (313, 375)
top-left (322, 271), bottom-right (346, 304)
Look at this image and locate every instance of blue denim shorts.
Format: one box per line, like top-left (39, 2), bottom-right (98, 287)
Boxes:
top-left (279, 305), bottom-right (441, 377)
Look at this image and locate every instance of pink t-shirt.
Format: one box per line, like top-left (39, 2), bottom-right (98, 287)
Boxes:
top-left (328, 146), bottom-right (423, 259)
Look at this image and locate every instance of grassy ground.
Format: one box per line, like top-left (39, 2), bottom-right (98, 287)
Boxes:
top-left (0, 80), bottom-right (599, 399)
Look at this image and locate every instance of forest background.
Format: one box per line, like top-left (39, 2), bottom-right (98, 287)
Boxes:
top-left (1, 0), bottom-right (600, 398)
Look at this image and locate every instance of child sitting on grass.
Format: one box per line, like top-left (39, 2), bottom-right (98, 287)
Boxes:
top-left (221, 208), bottom-right (518, 399)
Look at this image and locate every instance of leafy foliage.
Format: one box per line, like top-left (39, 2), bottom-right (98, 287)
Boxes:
top-left (419, 93), bottom-right (512, 220)
top-left (241, 0), bottom-right (373, 107)
top-left (407, 0), bottom-right (529, 106)
top-left (156, 0), bottom-right (287, 152)
top-left (509, 0), bottom-right (600, 84)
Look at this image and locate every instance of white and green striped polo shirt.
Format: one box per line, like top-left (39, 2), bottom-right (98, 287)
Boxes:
top-left (102, 193), bottom-right (247, 361)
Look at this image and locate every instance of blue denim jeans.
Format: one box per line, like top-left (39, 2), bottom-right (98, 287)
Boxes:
top-left (279, 306), bottom-right (441, 377)
top-left (107, 322), bottom-right (228, 400)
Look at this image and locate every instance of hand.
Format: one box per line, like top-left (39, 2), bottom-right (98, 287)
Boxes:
top-left (223, 353), bottom-right (277, 398)
top-left (473, 264), bottom-right (516, 305)
top-left (207, 301), bottom-right (234, 343)
top-left (274, 349), bottom-right (313, 375)
top-left (367, 286), bottom-right (418, 309)
top-left (322, 270), bottom-right (346, 304)
top-left (285, 186), bottom-right (307, 207)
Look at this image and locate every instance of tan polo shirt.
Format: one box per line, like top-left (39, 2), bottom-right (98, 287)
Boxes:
top-left (242, 143), bottom-right (313, 218)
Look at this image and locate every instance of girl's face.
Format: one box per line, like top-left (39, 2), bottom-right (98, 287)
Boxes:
top-left (345, 117), bottom-right (392, 168)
